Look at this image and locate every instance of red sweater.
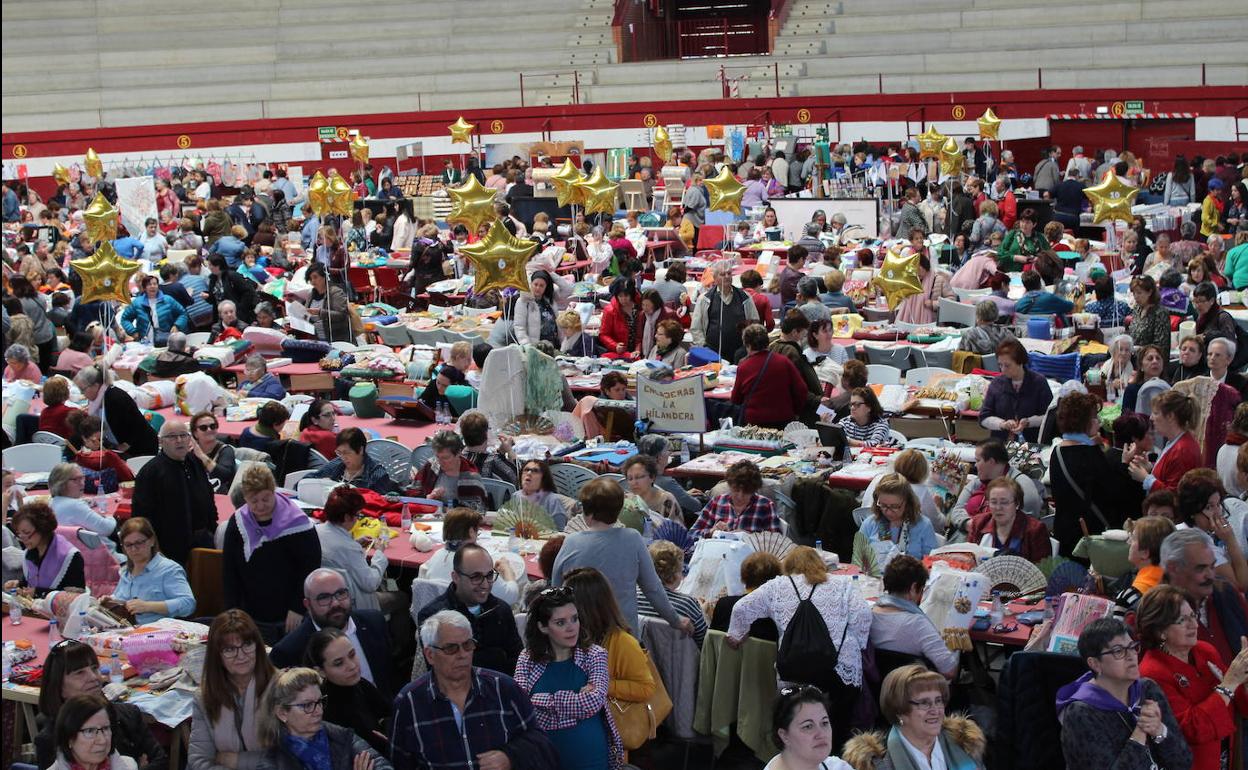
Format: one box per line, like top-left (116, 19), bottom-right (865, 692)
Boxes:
top-left (74, 449), bottom-right (135, 483)
top-left (300, 426), bottom-right (337, 459)
top-left (730, 350), bottom-right (806, 427)
top-left (967, 511), bottom-right (1052, 563)
top-left (1149, 431), bottom-right (1203, 493)
top-left (1139, 642), bottom-right (1248, 770)
top-left (599, 295), bottom-right (644, 354)
top-left (745, 289), bottom-right (775, 331)
top-left (38, 404), bottom-right (80, 439)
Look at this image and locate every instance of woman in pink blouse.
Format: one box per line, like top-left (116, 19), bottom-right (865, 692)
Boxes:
top-left (896, 250), bottom-right (953, 325)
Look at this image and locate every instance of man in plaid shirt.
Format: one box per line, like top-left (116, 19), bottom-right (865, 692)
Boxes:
top-left (392, 610), bottom-right (557, 770)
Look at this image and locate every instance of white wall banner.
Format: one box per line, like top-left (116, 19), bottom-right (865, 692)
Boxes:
top-left (113, 176), bottom-right (157, 239)
top-left (636, 373), bottom-right (707, 433)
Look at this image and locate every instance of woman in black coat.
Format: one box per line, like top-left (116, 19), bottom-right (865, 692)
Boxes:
top-left (206, 254), bottom-right (258, 323)
top-left (72, 364), bottom-right (158, 457)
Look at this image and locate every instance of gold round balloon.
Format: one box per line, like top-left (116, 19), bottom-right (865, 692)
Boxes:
top-left (448, 117), bottom-right (476, 144)
top-left (52, 164), bottom-right (71, 186)
top-left (83, 192), bottom-right (119, 243)
top-left (573, 168), bottom-right (620, 216)
top-left (705, 166), bottom-right (746, 215)
top-left (977, 108), bottom-right (1001, 141)
top-left (460, 221), bottom-right (538, 295)
top-left (447, 174), bottom-right (499, 232)
top-left (939, 136), bottom-right (964, 178)
top-left (349, 134), bottom-right (369, 164)
top-left (1084, 170), bottom-right (1140, 225)
top-left (306, 171), bottom-right (331, 217)
top-left (84, 148), bottom-right (103, 178)
top-left (327, 172), bottom-right (356, 216)
top-left (71, 243), bottom-right (140, 305)
top-left (653, 125), bottom-right (673, 162)
top-left (917, 126), bottom-right (947, 160)
top-left (873, 246), bottom-right (922, 310)
top-left (551, 158), bottom-right (585, 208)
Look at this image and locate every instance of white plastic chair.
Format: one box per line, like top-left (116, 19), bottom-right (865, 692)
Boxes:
top-left (283, 469), bottom-right (314, 493)
top-left (331, 341), bottom-right (359, 353)
top-left (954, 287), bottom-right (990, 303)
top-left (937, 297), bottom-right (977, 328)
top-left (32, 430), bottom-right (68, 447)
top-left (297, 477), bottom-right (341, 507)
top-left (366, 439), bottom-right (414, 489)
top-left (550, 463), bottom-right (599, 498)
top-left (478, 477), bottom-right (517, 510)
top-left (863, 344), bottom-right (912, 369)
top-left (852, 506), bottom-right (873, 526)
top-left (866, 364), bottom-right (902, 386)
top-left (185, 332), bottom-right (211, 349)
top-left (125, 455), bottom-right (156, 474)
top-left (904, 367), bottom-right (956, 387)
top-left (4, 444), bottom-right (63, 473)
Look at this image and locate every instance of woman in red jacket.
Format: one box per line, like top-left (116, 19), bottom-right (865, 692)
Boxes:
top-left (1127, 390), bottom-right (1203, 494)
top-left (1137, 585), bottom-right (1248, 770)
top-left (598, 278), bottom-right (644, 358)
top-left (730, 324), bottom-right (806, 429)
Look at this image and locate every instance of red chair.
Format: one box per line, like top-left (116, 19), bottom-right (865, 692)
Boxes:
top-left (347, 267), bottom-right (380, 303)
top-left (696, 224), bottom-right (727, 251)
top-left (371, 267), bottom-right (412, 308)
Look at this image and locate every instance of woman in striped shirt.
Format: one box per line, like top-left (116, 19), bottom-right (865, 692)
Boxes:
top-left (636, 540), bottom-right (707, 647)
top-left (835, 387), bottom-right (896, 447)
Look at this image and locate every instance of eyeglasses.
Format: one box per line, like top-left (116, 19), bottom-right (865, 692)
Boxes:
top-left (908, 696), bottom-right (946, 712)
top-left (429, 638), bottom-right (478, 655)
top-left (456, 569), bottom-right (498, 585)
top-left (161, 433), bottom-right (193, 442)
top-left (1171, 613), bottom-right (1199, 626)
top-left (1097, 641), bottom-right (1141, 660)
top-left (121, 537), bottom-right (150, 551)
top-left (78, 725), bottom-right (112, 740)
top-left (312, 588), bottom-right (351, 607)
top-left (877, 502), bottom-right (905, 512)
top-left (220, 640), bottom-right (257, 659)
top-left (195, 423), bottom-right (218, 431)
top-left (849, 401), bottom-right (867, 408)
top-left (285, 696), bottom-right (327, 714)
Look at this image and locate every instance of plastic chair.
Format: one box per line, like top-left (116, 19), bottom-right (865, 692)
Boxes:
top-left (331, 341), bottom-right (358, 353)
top-left (410, 444), bottom-right (434, 472)
top-left (913, 347), bottom-right (954, 370)
top-left (283, 469), bottom-right (314, 492)
top-left (937, 297), bottom-right (977, 328)
top-left (980, 353), bottom-right (998, 371)
top-left (347, 267), bottom-right (381, 303)
top-left (185, 331), bottom-right (211, 349)
top-left (550, 463), bottom-right (598, 498)
top-left (4, 443), bottom-right (64, 473)
top-left (852, 506), bottom-right (873, 526)
top-left (478, 477), bottom-right (517, 511)
top-left (32, 430), bottom-right (67, 447)
top-left (373, 323), bottom-right (414, 348)
top-left (866, 364), bottom-right (902, 385)
top-left (366, 439), bottom-right (413, 489)
top-left (124, 455), bottom-right (155, 475)
top-left (863, 344), bottom-right (913, 369)
top-left (953, 287), bottom-right (990, 303)
top-left (905, 367), bottom-right (956, 387)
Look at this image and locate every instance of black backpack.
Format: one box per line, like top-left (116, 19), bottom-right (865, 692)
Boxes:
top-left (775, 577), bottom-right (851, 696)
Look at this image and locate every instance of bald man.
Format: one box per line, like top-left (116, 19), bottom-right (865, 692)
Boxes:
top-left (131, 419), bottom-right (217, 566)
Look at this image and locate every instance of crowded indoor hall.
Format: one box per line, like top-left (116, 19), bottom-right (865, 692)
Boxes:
top-left (2, 2), bottom-right (1248, 769)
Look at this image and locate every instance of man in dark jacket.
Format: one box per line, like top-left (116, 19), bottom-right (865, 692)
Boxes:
top-left (270, 568), bottom-right (396, 698)
top-left (416, 543), bottom-right (522, 676)
top-left (130, 420), bottom-right (216, 566)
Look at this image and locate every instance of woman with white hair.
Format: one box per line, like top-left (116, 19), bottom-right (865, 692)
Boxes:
top-left (72, 364), bottom-right (158, 457)
top-left (1207, 336), bottom-right (1248, 400)
top-left (3, 343), bottom-right (41, 382)
top-left (1099, 334), bottom-right (1136, 404)
top-left (238, 355), bottom-right (286, 399)
top-left (47, 463), bottom-right (117, 537)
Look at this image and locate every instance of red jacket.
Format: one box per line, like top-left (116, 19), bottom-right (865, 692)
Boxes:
top-left (745, 289), bottom-right (775, 331)
top-left (998, 189), bottom-right (1018, 230)
top-left (74, 449), bottom-right (135, 483)
top-left (731, 350), bottom-right (806, 427)
top-left (38, 404), bottom-right (80, 439)
top-left (1149, 431), bottom-right (1203, 493)
top-left (967, 511), bottom-right (1051, 563)
top-left (1139, 641), bottom-right (1248, 770)
top-left (599, 295), bottom-right (644, 354)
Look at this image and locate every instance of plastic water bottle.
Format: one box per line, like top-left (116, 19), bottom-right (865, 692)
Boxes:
top-left (110, 652), bottom-right (124, 684)
top-left (400, 504), bottom-right (412, 533)
top-left (95, 484), bottom-right (106, 515)
top-left (9, 601), bottom-right (21, 626)
top-left (815, 539), bottom-right (823, 554)
top-left (48, 617), bottom-right (60, 643)
top-left (679, 440), bottom-right (690, 466)
top-left (508, 528), bottom-right (520, 554)
top-left (990, 591), bottom-right (1005, 627)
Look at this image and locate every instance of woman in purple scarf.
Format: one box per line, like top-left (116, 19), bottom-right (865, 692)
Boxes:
top-left (3, 501), bottom-right (84, 597)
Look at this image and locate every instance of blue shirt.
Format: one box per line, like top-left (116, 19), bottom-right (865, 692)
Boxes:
top-left (139, 233), bottom-right (167, 260)
top-left (112, 236), bottom-right (145, 259)
top-left (207, 236), bottom-right (246, 268)
top-left (3, 189), bottom-right (20, 222)
top-left (858, 515), bottom-right (938, 560)
top-left (821, 290), bottom-right (858, 313)
top-left (272, 177), bottom-right (297, 203)
top-left (111, 552), bottom-right (196, 623)
top-left (1084, 298), bottom-right (1132, 328)
top-left (1014, 290), bottom-right (1074, 316)
top-left (301, 216), bottom-right (321, 251)
top-left (50, 497), bottom-right (117, 536)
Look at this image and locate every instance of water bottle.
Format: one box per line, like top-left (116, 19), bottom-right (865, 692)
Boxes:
top-left (95, 485), bottom-right (106, 515)
top-left (110, 652), bottom-right (124, 684)
top-left (508, 528), bottom-right (520, 554)
top-left (9, 601), bottom-right (21, 626)
top-left (48, 617), bottom-right (60, 643)
top-left (435, 401), bottom-right (448, 425)
top-left (77, 610), bottom-right (89, 638)
top-left (679, 440), bottom-right (690, 466)
top-left (814, 539), bottom-right (823, 554)
top-left (990, 591), bottom-right (1005, 627)
top-left (400, 504), bottom-right (412, 533)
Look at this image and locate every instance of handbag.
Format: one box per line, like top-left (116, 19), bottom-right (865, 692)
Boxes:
top-left (607, 650), bottom-right (672, 750)
top-left (730, 351), bottom-right (772, 426)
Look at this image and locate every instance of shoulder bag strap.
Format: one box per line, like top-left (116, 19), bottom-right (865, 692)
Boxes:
top-left (744, 352), bottom-right (772, 403)
top-left (1053, 445), bottom-right (1110, 529)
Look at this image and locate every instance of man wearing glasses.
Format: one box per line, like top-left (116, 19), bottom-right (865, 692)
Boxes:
top-left (130, 420), bottom-right (216, 567)
top-left (416, 543), bottom-right (523, 676)
top-left (270, 567), bottom-right (396, 698)
top-left (392, 610), bottom-right (557, 770)
top-left (1160, 528), bottom-right (1248, 666)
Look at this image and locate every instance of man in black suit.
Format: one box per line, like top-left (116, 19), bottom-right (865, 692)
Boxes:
top-left (416, 543), bottom-right (522, 676)
top-left (270, 567), bottom-right (397, 698)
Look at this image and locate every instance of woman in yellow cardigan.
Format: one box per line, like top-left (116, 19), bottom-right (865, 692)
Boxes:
top-left (562, 567), bottom-right (655, 703)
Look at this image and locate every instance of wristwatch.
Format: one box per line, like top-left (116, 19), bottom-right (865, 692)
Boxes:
top-left (1214, 685), bottom-right (1235, 701)
top-left (1150, 723), bottom-right (1168, 743)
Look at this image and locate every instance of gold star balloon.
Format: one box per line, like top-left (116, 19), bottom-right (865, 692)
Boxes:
top-left (460, 221), bottom-right (538, 295)
top-left (653, 125), bottom-right (672, 162)
top-left (448, 117), bottom-right (476, 144)
top-left (573, 168), bottom-right (620, 216)
top-left (1084, 170), bottom-right (1140, 224)
top-left (705, 166), bottom-right (746, 215)
top-left (83, 192), bottom-right (119, 243)
top-left (977, 108), bottom-right (1001, 140)
top-left (447, 174), bottom-right (499, 231)
top-left (349, 134), bottom-right (369, 164)
top-left (939, 136), bottom-right (964, 178)
top-left (327, 172), bottom-right (356, 216)
top-left (307, 171), bottom-right (330, 217)
top-left (52, 164), bottom-right (71, 186)
top-left (917, 126), bottom-right (947, 160)
top-left (84, 148), bottom-right (103, 178)
top-left (551, 158), bottom-right (585, 207)
top-left (72, 243), bottom-right (140, 305)
top-left (872, 246), bottom-right (922, 310)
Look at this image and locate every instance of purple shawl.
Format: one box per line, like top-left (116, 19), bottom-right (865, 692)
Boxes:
top-left (1055, 671), bottom-right (1143, 717)
top-left (233, 493), bottom-right (313, 562)
top-left (24, 533), bottom-right (79, 590)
